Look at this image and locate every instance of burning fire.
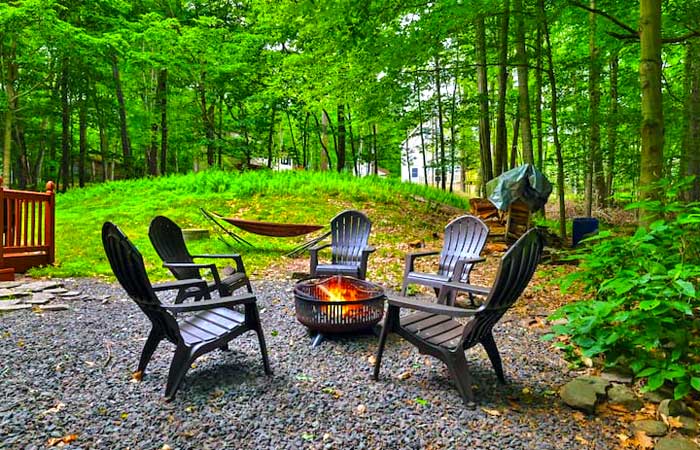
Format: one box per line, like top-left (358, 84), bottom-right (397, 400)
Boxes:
top-left (317, 276), bottom-right (366, 319)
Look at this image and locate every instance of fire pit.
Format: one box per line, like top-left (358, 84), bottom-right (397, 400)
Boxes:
top-left (294, 275), bottom-right (385, 347)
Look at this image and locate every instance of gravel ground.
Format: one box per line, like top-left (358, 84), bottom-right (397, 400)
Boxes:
top-left (0, 278), bottom-right (618, 449)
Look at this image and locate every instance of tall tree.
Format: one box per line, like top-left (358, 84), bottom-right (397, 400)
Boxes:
top-left (639, 0), bottom-right (664, 223)
top-left (475, 14), bottom-right (493, 194)
top-left (495, 0), bottom-right (510, 176)
top-left (514, 0), bottom-right (534, 165)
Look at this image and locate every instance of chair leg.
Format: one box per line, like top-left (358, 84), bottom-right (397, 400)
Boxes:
top-left (165, 346), bottom-right (193, 401)
top-left (249, 304), bottom-right (272, 375)
top-left (137, 328), bottom-right (162, 373)
top-left (445, 351), bottom-right (476, 407)
top-left (481, 332), bottom-right (506, 383)
top-left (245, 278), bottom-right (254, 294)
top-left (373, 306), bottom-right (397, 381)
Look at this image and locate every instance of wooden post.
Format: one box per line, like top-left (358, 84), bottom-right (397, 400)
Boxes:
top-left (45, 181), bottom-right (55, 264)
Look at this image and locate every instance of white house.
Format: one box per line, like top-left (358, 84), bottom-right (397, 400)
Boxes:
top-left (400, 119), bottom-right (465, 191)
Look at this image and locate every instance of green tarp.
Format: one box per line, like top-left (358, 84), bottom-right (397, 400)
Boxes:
top-left (485, 164), bottom-right (552, 212)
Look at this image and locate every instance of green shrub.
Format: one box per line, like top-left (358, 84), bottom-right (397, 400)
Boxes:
top-left (548, 178), bottom-right (700, 399)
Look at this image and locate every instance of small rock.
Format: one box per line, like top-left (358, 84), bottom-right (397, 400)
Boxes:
top-left (608, 384), bottom-right (643, 411)
top-left (630, 420), bottom-right (667, 437)
top-left (0, 303), bottom-right (32, 312)
top-left (654, 435), bottom-right (700, 450)
top-left (659, 399), bottom-right (690, 417)
top-left (44, 287), bottom-right (69, 294)
top-left (21, 281), bottom-right (64, 292)
top-left (677, 416), bottom-right (698, 436)
top-left (58, 291), bottom-right (82, 298)
top-left (39, 304), bottom-right (69, 312)
top-left (0, 289), bottom-right (30, 299)
top-left (601, 369), bottom-right (633, 384)
top-left (25, 293), bottom-right (54, 305)
top-left (560, 376), bottom-right (610, 414)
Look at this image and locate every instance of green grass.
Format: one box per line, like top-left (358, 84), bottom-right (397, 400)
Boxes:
top-left (31, 169), bottom-right (469, 288)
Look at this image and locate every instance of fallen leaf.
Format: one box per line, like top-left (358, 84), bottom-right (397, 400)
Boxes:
top-left (667, 416), bottom-right (684, 429)
top-left (47, 434), bottom-right (78, 447)
top-left (130, 371), bottom-right (143, 383)
top-left (574, 435), bottom-right (589, 445)
top-left (42, 402), bottom-right (66, 415)
top-left (581, 356), bottom-right (593, 367)
top-left (161, 445), bottom-right (172, 450)
top-left (356, 404), bottom-right (367, 414)
top-left (629, 431), bottom-right (654, 450)
top-left (398, 371), bottom-right (412, 380)
top-left (481, 407), bottom-right (501, 416)
top-left (367, 355), bottom-right (377, 365)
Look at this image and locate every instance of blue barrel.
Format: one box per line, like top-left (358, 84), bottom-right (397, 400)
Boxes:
top-left (572, 217), bottom-right (599, 247)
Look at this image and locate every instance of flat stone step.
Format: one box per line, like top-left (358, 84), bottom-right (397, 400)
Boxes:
top-left (0, 303), bottom-right (33, 312)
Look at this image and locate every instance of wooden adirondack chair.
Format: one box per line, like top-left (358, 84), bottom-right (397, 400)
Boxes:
top-left (149, 216), bottom-right (252, 301)
top-left (309, 210), bottom-right (375, 280)
top-left (102, 222), bottom-right (271, 400)
top-left (374, 228), bottom-right (544, 406)
top-left (401, 215), bottom-right (489, 304)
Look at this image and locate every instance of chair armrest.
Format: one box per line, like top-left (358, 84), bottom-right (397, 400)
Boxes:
top-left (405, 250), bottom-right (440, 272)
top-left (152, 278), bottom-right (209, 292)
top-left (363, 246), bottom-right (376, 254)
top-left (192, 254), bottom-right (246, 274)
top-left (164, 262), bottom-right (217, 271)
top-left (163, 293), bottom-right (257, 313)
top-left (450, 256), bottom-right (486, 282)
top-left (309, 243), bottom-right (332, 252)
top-left (163, 263), bottom-right (222, 287)
top-left (438, 281), bottom-right (491, 297)
top-left (386, 293), bottom-right (482, 318)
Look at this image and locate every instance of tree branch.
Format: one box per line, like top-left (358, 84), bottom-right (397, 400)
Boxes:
top-left (569, 1), bottom-right (637, 35)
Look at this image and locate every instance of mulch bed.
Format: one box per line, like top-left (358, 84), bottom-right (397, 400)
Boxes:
top-left (0, 277), bottom-right (618, 449)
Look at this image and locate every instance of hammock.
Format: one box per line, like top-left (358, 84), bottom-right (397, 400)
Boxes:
top-left (218, 216), bottom-right (324, 237)
top-left (200, 209), bottom-right (330, 257)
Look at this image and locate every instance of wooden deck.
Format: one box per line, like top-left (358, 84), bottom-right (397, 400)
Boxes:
top-left (0, 180), bottom-right (56, 277)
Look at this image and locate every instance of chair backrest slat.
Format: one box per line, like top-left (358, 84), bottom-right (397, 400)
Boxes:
top-left (461, 228), bottom-right (543, 348)
top-left (437, 215), bottom-right (489, 280)
top-left (103, 222), bottom-right (181, 343)
top-left (149, 216), bottom-right (200, 280)
top-left (330, 210), bottom-right (371, 265)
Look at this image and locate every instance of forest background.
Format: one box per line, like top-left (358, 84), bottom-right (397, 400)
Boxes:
top-left (1, 0), bottom-right (699, 233)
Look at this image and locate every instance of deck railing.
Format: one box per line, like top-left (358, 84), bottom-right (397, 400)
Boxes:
top-left (0, 179), bottom-right (56, 273)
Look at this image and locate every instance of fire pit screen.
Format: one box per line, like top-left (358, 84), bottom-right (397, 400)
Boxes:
top-left (294, 276), bottom-right (385, 346)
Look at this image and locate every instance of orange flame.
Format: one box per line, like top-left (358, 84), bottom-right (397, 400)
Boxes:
top-left (317, 278), bottom-right (365, 319)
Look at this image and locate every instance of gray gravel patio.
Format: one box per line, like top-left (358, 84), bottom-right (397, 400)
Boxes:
top-left (0, 278), bottom-right (619, 449)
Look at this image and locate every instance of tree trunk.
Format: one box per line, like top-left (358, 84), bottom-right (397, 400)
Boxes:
top-left (158, 69), bottom-right (168, 175)
top-left (2, 38), bottom-right (18, 186)
top-left (302, 111), bottom-right (310, 168)
top-left (511, 110), bottom-right (520, 168)
top-left (415, 76), bottom-right (429, 186)
top-left (60, 63), bottom-right (70, 192)
top-left (267, 105), bottom-right (276, 168)
top-left (111, 55), bottom-right (132, 178)
top-left (534, 25), bottom-right (544, 171)
top-left (514, 0), bottom-right (534, 165)
top-left (78, 93), bottom-right (88, 187)
top-left (435, 56), bottom-right (447, 190)
top-left (540, 0), bottom-right (566, 240)
top-left (336, 104), bottom-right (346, 172)
top-left (589, 0), bottom-right (606, 208)
top-left (684, 39), bottom-right (700, 200)
top-left (639, 0), bottom-right (664, 224)
top-left (198, 72), bottom-right (216, 167)
top-left (346, 106), bottom-right (359, 175)
top-left (607, 51), bottom-right (619, 199)
top-left (285, 110), bottom-right (299, 166)
top-left (495, 0), bottom-right (510, 176)
top-left (372, 124), bottom-right (378, 175)
top-left (475, 15), bottom-right (494, 193)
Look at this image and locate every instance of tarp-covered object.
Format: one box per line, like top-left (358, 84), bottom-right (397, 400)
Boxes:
top-left (486, 164), bottom-right (553, 212)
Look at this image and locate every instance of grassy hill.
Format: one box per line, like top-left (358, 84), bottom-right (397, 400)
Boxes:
top-left (32, 170), bottom-right (470, 289)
